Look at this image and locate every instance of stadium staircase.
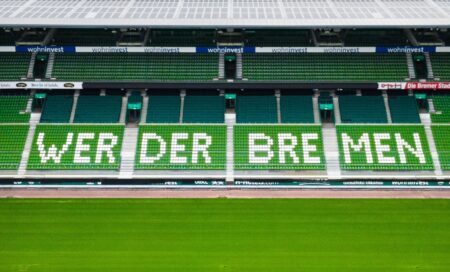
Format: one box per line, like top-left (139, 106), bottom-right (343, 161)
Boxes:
top-left (26, 52), bottom-right (36, 79)
top-left (424, 52), bottom-right (434, 79)
top-left (226, 112), bottom-right (236, 183)
top-left (322, 126), bottom-right (341, 178)
top-left (406, 53), bottom-right (416, 79)
top-left (312, 93), bottom-right (320, 123)
top-left (69, 90), bottom-right (80, 123)
top-left (420, 113), bottom-right (443, 176)
top-left (179, 91), bottom-right (186, 123)
top-left (119, 127), bottom-right (139, 179)
top-left (119, 93), bottom-right (129, 123)
top-left (45, 53), bottom-right (55, 79)
top-left (219, 53), bottom-right (225, 79)
top-left (332, 94), bottom-right (342, 124)
top-left (140, 94), bottom-right (149, 123)
top-left (17, 112), bottom-right (40, 176)
top-left (382, 91), bottom-right (393, 123)
top-left (236, 53), bottom-right (243, 79)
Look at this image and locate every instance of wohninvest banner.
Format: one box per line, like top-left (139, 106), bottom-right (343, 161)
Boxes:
top-left (234, 125), bottom-right (325, 170)
top-left (135, 125), bottom-right (227, 170)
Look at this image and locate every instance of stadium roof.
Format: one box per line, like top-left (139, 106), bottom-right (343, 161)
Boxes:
top-left (0, 0), bottom-right (449, 28)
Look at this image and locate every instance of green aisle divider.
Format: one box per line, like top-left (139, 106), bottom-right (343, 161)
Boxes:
top-left (336, 125), bottom-right (433, 171)
top-left (0, 125), bottom-right (29, 170)
top-left (27, 124), bottom-right (124, 170)
top-left (135, 125), bottom-right (227, 170)
top-left (234, 125), bottom-right (325, 170)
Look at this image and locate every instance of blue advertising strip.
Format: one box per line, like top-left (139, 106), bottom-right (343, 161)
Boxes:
top-left (16, 46), bottom-right (76, 53)
top-left (9, 45), bottom-right (442, 54)
top-left (196, 47), bottom-right (256, 53)
top-left (375, 46), bottom-right (436, 53)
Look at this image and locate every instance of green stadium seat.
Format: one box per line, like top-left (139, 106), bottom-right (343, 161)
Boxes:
top-left (337, 125), bottom-right (433, 171)
top-left (0, 53), bottom-right (31, 80)
top-left (242, 53), bottom-right (409, 81)
top-left (430, 53), bottom-right (450, 80)
top-left (27, 124), bottom-right (124, 170)
top-left (234, 125), bottom-right (325, 170)
top-left (389, 96), bottom-right (421, 123)
top-left (40, 95), bottom-right (73, 123)
top-left (146, 96), bottom-right (181, 123)
top-left (74, 96), bottom-right (122, 123)
top-left (430, 96), bottom-right (450, 123)
top-left (339, 96), bottom-right (388, 123)
top-left (183, 96), bottom-right (225, 123)
top-left (135, 125), bottom-right (227, 170)
top-left (0, 125), bottom-right (29, 169)
top-left (52, 53), bottom-right (219, 81)
top-left (236, 96), bottom-right (277, 123)
top-left (280, 96), bottom-right (314, 123)
top-left (0, 96), bottom-right (30, 123)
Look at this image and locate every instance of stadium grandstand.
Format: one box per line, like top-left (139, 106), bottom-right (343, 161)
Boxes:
top-left (1, 0), bottom-right (450, 187)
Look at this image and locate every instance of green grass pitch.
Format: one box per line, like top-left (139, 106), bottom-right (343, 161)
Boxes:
top-left (0, 199), bottom-right (449, 271)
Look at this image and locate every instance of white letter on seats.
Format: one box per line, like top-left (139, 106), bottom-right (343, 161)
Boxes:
top-left (170, 133), bottom-right (188, 164)
top-left (192, 133), bottom-right (212, 164)
top-left (341, 133), bottom-right (373, 164)
top-left (37, 132), bottom-right (73, 164)
top-left (140, 133), bottom-right (166, 164)
top-left (74, 133), bottom-right (95, 164)
top-left (395, 133), bottom-right (426, 164)
top-left (95, 133), bottom-right (118, 164)
top-left (374, 133), bottom-right (395, 164)
top-left (302, 133), bottom-right (321, 164)
top-left (249, 133), bottom-right (274, 164)
top-left (277, 133), bottom-right (299, 164)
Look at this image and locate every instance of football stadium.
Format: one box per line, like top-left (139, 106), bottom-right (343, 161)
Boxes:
top-left (1, 0), bottom-right (450, 271)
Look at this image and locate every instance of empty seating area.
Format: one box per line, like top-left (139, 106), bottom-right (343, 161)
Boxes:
top-left (74, 96), bottom-right (122, 123)
top-left (40, 95), bottom-right (73, 123)
top-left (280, 95), bottom-right (314, 123)
top-left (50, 29), bottom-right (117, 46)
top-left (339, 96), bottom-right (387, 123)
top-left (244, 30), bottom-right (312, 46)
top-left (52, 53), bottom-right (219, 81)
top-left (183, 96), bottom-right (225, 123)
top-left (343, 29), bottom-right (409, 46)
top-left (0, 96), bottom-right (30, 123)
top-left (146, 96), bottom-right (181, 123)
top-left (388, 96), bottom-right (421, 123)
top-left (430, 53), bottom-right (450, 80)
top-left (0, 53), bottom-right (31, 80)
top-left (0, 30), bottom-right (21, 45)
top-left (242, 53), bottom-right (409, 81)
top-left (236, 96), bottom-right (277, 123)
top-left (149, 29), bottom-right (216, 46)
top-left (0, 125), bottom-right (29, 169)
